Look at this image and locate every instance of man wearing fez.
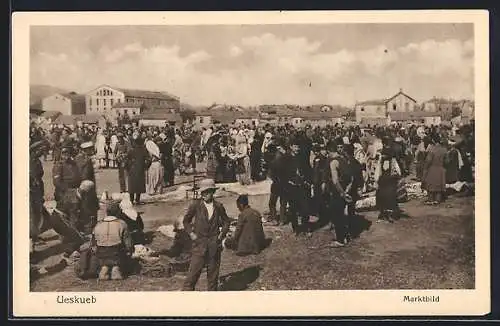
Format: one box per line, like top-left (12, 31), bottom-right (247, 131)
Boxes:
top-left (182, 179), bottom-right (231, 291)
top-left (52, 146), bottom-right (82, 208)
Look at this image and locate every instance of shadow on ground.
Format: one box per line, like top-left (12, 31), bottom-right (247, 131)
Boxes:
top-left (219, 265), bottom-right (262, 291)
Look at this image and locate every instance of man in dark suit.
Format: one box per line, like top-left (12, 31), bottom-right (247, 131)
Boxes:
top-left (182, 179), bottom-right (231, 291)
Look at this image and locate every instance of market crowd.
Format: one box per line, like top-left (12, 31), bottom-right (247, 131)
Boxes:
top-left (29, 117), bottom-right (475, 281)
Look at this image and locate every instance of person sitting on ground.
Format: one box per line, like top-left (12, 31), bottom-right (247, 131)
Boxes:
top-left (224, 194), bottom-right (267, 256)
top-left (118, 198), bottom-right (145, 245)
top-left (164, 220), bottom-right (193, 261)
top-left (93, 200), bottom-right (133, 280)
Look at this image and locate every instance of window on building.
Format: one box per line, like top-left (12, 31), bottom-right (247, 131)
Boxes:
top-left (393, 104), bottom-right (397, 111)
top-left (110, 98), bottom-right (114, 106)
top-left (124, 109), bottom-right (128, 115)
top-left (96, 98), bottom-right (99, 106)
top-left (360, 107), bottom-right (365, 112)
top-left (104, 99), bottom-right (107, 106)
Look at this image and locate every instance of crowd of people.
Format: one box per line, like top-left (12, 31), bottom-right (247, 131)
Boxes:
top-left (29, 117), bottom-right (475, 284)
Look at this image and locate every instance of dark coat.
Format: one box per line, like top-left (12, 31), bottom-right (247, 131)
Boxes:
top-left (126, 144), bottom-right (151, 194)
top-left (230, 207), bottom-right (266, 256)
top-left (445, 148), bottom-right (460, 184)
top-left (182, 199), bottom-right (231, 240)
top-left (423, 144), bottom-right (448, 192)
top-left (52, 159), bottom-right (81, 201)
top-left (75, 153), bottom-right (96, 183)
top-left (30, 156), bottom-right (44, 202)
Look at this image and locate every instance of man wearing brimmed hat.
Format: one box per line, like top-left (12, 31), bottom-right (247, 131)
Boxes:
top-left (182, 178), bottom-right (231, 291)
top-left (52, 145), bottom-right (82, 207)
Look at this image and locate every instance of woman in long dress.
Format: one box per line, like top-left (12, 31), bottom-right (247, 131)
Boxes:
top-left (146, 153), bottom-right (164, 195)
top-left (95, 129), bottom-right (107, 168)
top-left (145, 138), bottom-right (164, 195)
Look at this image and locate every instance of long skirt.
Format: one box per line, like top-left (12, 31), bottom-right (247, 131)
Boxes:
top-left (146, 161), bottom-right (164, 195)
top-left (376, 176), bottom-right (399, 211)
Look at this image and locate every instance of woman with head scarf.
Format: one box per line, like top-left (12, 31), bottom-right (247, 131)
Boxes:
top-left (146, 138), bottom-right (164, 195)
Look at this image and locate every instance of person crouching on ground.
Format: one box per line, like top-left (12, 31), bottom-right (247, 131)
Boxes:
top-left (224, 194), bottom-right (266, 256)
top-left (59, 180), bottom-right (98, 256)
top-left (182, 179), bottom-right (231, 291)
top-left (93, 200), bottom-right (133, 280)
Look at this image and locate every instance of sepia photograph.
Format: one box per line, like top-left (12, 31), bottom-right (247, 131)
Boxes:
top-left (12, 11), bottom-right (490, 317)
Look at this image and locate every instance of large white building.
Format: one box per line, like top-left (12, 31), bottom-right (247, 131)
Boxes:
top-left (354, 89), bottom-right (418, 123)
top-left (41, 92), bottom-right (86, 115)
top-left (85, 85), bottom-right (180, 119)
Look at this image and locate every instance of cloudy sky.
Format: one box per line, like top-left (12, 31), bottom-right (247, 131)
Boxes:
top-left (30, 24), bottom-right (474, 106)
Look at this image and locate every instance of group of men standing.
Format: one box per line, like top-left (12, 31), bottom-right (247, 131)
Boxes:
top-left (30, 134), bottom-right (100, 254)
top-left (266, 135), bottom-right (363, 247)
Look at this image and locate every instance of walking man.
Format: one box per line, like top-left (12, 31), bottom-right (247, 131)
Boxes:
top-left (182, 179), bottom-right (231, 291)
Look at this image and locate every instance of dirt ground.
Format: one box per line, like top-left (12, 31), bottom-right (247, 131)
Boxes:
top-left (30, 161), bottom-right (475, 291)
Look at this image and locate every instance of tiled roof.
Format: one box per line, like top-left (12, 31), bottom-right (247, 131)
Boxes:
top-left (386, 90), bottom-right (417, 104)
top-left (356, 99), bottom-right (387, 106)
top-left (118, 88), bottom-right (179, 101)
top-left (88, 85), bottom-right (179, 101)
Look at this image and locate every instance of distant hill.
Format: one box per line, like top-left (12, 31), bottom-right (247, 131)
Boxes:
top-left (30, 84), bottom-right (71, 105)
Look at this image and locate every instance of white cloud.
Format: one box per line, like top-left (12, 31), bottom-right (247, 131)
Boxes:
top-left (229, 45), bottom-right (243, 57)
top-left (30, 33), bottom-right (474, 106)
